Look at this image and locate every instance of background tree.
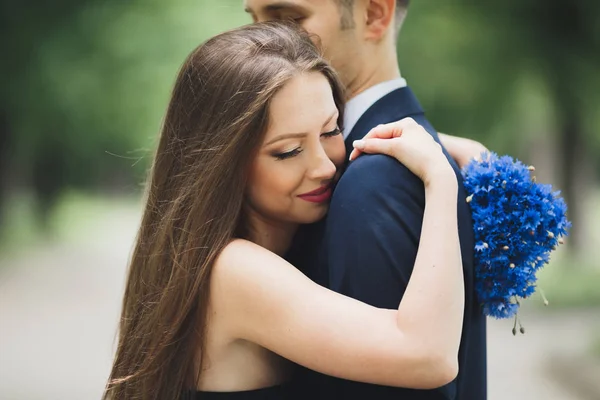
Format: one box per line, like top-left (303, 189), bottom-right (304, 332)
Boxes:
top-left (0, 0), bottom-right (598, 257)
top-left (399, 0), bottom-right (600, 255)
top-left (0, 0), bottom-right (247, 226)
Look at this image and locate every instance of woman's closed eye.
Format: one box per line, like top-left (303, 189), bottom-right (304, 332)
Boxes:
top-left (273, 147), bottom-right (303, 161)
top-left (321, 127), bottom-right (342, 139)
top-left (278, 13), bottom-right (306, 24)
top-left (272, 128), bottom-right (340, 160)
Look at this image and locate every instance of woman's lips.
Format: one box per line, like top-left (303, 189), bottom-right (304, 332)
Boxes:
top-left (297, 184), bottom-right (333, 203)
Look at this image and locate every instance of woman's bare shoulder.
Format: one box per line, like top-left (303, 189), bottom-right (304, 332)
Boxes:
top-left (215, 239), bottom-right (277, 273)
top-left (212, 239), bottom-right (298, 293)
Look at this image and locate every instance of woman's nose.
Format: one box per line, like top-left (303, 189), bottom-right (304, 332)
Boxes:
top-left (307, 145), bottom-right (337, 181)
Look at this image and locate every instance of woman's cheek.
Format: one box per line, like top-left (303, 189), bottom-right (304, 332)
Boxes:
top-left (326, 137), bottom-right (346, 167)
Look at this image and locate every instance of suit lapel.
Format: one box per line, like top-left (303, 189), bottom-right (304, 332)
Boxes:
top-left (344, 87), bottom-right (424, 156)
top-left (343, 85), bottom-right (476, 329)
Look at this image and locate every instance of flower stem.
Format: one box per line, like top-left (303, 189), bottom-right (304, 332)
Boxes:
top-left (539, 287), bottom-right (549, 306)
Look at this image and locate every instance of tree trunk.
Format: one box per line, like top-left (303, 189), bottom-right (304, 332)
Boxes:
top-left (558, 111), bottom-right (594, 258)
top-left (31, 137), bottom-right (67, 230)
top-left (0, 111), bottom-right (10, 228)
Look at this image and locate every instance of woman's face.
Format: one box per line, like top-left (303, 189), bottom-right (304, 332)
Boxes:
top-left (247, 71), bottom-right (345, 225)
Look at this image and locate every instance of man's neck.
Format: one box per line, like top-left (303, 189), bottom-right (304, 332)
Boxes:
top-left (345, 45), bottom-right (401, 101)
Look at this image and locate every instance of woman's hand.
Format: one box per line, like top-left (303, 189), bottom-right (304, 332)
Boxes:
top-left (438, 132), bottom-right (488, 169)
top-left (350, 118), bottom-right (454, 186)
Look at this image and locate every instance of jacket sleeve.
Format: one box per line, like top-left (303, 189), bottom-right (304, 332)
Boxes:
top-left (323, 153), bottom-right (428, 308)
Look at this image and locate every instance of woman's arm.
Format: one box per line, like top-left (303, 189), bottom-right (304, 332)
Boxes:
top-left (212, 119), bottom-right (463, 389)
top-left (438, 132), bottom-right (488, 168)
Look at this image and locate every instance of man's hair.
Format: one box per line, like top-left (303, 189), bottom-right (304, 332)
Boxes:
top-left (394, 0), bottom-right (410, 34)
top-left (336, 0), bottom-right (410, 34)
top-left (336, 0), bottom-right (356, 30)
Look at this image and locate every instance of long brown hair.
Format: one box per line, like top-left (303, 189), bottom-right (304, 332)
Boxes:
top-left (104, 22), bottom-right (345, 400)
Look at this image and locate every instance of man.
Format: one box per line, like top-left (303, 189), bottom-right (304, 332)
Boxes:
top-left (244, 1), bottom-right (487, 399)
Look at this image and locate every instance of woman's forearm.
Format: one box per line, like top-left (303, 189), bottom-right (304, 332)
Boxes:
top-left (396, 172), bottom-right (464, 363)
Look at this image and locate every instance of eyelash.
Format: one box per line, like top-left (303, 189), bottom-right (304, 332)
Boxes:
top-left (275, 148), bottom-right (303, 161)
top-left (273, 127), bottom-right (342, 161)
top-left (322, 127), bottom-right (342, 138)
top-left (280, 14), bottom-right (305, 23)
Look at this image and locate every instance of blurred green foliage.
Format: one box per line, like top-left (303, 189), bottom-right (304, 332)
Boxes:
top-left (0, 0), bottom-right (249, 222)
top-left (0, 0), bottom-right (599, 255)
top-left (536, 259), bottom-right (600, 309)
top-left (593, 333), bottom-right (600, 358)
top-left (400, 1), bottom-right (600, 150)
top-left (398, 0), bottom-right (600, 253)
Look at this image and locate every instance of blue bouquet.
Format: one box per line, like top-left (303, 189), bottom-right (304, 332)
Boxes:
top-left (462, 152), bottom-right (571, 327)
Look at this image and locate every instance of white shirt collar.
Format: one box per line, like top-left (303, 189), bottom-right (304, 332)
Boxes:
top-left (343, 78), bottom-right (407, 139)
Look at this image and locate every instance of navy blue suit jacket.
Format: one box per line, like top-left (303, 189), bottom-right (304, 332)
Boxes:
top-left (289, 87), bottom-right (487, 400)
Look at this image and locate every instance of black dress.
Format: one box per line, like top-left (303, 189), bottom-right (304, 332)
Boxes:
top-left (193, 385), bottom-right (290, 399)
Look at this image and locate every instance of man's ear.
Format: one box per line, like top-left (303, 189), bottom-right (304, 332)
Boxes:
top-left (364, 0), bottom-right (395, 41)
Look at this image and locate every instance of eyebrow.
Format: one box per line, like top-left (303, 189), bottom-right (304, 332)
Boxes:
top-left (245, 1), bottom-right (307, 14)
top-left (265, 110), bottom-right (338, 146)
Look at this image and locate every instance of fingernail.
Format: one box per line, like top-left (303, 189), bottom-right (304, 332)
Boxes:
top-left (353, 140), bottom-right (365, 150)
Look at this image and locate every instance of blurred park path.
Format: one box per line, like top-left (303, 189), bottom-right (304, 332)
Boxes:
top-left (0, 205), bottom-right (598, 400)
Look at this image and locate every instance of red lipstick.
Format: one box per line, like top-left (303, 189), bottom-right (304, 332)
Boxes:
top-left (297, 184), bottom-right (333, 203)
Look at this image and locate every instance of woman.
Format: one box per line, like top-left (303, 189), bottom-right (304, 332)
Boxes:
top-left (104, 22), bottom-right (473, 400)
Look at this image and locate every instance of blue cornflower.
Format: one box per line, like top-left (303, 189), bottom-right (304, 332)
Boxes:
top-left (462, 152), bottom-right (571, 321)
